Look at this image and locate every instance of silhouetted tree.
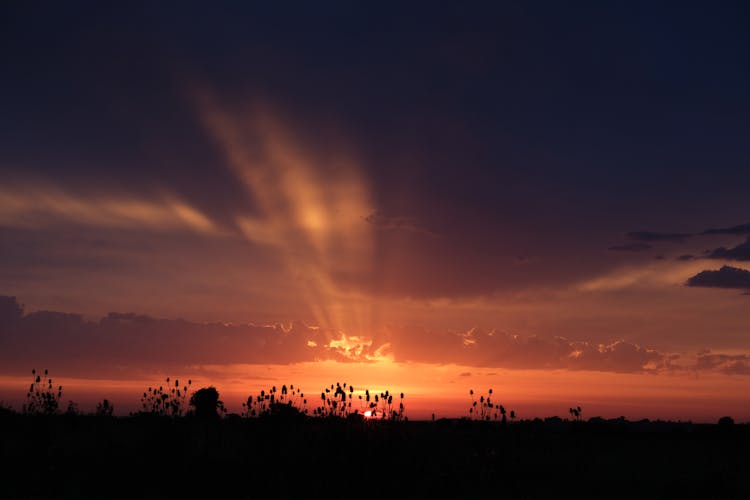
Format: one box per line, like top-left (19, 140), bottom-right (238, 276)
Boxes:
top-left (718, 416), bottom-right (734, 427)
top-left (190, 387), bottom-right (223, 419)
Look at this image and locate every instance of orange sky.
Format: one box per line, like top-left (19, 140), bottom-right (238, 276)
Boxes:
top-left (1, 362), bottom-right (748, 422)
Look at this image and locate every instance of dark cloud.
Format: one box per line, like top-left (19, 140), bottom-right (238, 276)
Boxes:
top-left (705, 236), bottom-right (750, 261)
top-left (685, 265), bottom-right (750, 290)
top-left (702, 222), bottom-right (750, 235)
top-left (608, 243), bottom-right (652, 252)
top-left (0, 297), bottom-right (673, 375)
top-left (0, 296), bottom-right (348, 376)
top-left (626, 231), bottom-right (692, 243)
top-left (615, 223), bottom-right (750, 265)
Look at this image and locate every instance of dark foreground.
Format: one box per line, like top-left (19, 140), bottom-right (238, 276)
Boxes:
top-left (1, 413), bottom-right (747, 499)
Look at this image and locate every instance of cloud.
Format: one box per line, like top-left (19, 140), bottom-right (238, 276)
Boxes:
top-left (0, 185), bottom-right (220, 235)
top-left (608, 243), bottom-right (652, 252)
top-left (626, 231), bottom-right (692, 243)
top-left (694, 351), bottom-right (750, 375)
top-left (676, 254), bottom-right (694, 261)
top-left (705, 236), bottom-right (750, 261)
top-left (382, 325), bottom-right (671, 373)
top-left (685, 265), bottom-right (750, 290)
top-left (2, 296), bottom-right (748, 377)
top-left (0, 296), bottom-right (353, 376)
top-left (702, 222), bottom-right (750, 235)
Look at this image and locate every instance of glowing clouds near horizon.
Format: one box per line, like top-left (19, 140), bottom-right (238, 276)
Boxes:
top-left (196, 94), bottom-right (375, 339)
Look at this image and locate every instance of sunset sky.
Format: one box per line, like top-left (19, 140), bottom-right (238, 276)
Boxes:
top-left (1, 3), bottom-right (749, 421)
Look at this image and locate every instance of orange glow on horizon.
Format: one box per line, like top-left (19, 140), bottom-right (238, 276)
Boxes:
top-left (2, 361), bottom-right (748, 423)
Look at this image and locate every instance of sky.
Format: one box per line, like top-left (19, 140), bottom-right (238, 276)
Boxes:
top-left (1, 2), bottom-right (749, 421)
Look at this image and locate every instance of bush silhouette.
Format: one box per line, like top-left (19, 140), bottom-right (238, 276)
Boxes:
top-left (718, 416), bottom-right (734, 427)
top-left (190, 387), bottom-right (225, 419)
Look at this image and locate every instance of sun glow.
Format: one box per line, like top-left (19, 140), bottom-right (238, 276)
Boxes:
top-left (196, 92), bottom-right (376, 337)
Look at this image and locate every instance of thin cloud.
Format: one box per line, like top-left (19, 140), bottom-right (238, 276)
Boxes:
top-left (0, 185), bottom-right (221, 235)
top-left (702, 222), bottom-right (750, 235)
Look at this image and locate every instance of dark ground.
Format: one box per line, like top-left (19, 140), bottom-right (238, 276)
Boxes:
top-left (1, 412), bottom-right (747, 499)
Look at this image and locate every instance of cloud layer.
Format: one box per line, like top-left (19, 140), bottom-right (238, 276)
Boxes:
top-left (1, 296), bottom-right (744, 377)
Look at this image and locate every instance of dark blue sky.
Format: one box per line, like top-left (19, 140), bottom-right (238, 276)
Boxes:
top-left (4, 2), bottom-right (749, 216)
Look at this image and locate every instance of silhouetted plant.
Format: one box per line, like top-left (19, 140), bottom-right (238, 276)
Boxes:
top-left (65, 400), bottom-right (79, 416)
top-left (569, 406), bottom-right (582, 421)
top-left (95, 399), bottom-right (114, 417)
top-left (310, 383), bottom-right (406, 420)
top-left (190, 387), bottom-right (226, 419)
top-left (137, 377), bottom-right (191, 417)
top-left (242, 384), bottom-right (307, 418)
top-left (468, 388), bottom-right (514, 423)
top-left (23, 368), bottom-right (62, 415)
top-left (314, 382), bottom-right (353, 418)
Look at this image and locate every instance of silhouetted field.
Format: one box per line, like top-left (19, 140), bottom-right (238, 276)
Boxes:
top-left (2, 412), bottom-right (747, 499)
